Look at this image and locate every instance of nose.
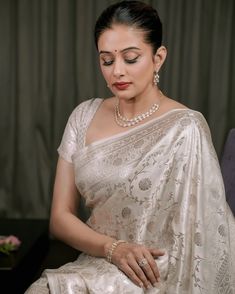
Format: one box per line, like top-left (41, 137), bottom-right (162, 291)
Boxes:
top-left (113, 59), bottom-right (125, 78)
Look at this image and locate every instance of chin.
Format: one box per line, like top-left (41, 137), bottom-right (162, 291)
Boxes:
top-left (117, 96), bottom-right (135, 102)
top-left (114, 91), bottom-right (136, 101)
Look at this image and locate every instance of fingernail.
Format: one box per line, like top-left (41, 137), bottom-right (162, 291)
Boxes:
top-left (139, 282), bottom-right (144, 288)
top-left (147, 284), bottom-right (152, 289)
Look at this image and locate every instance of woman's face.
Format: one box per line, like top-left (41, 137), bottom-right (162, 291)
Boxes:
top-left (98, 24), bottom-right (161, 101)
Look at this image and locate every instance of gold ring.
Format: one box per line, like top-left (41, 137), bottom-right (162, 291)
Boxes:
top-left (138, 258), bottom-right (148, 267)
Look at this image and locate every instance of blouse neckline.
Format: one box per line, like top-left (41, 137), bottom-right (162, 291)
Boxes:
top-left (83, 98), bottom-right (194, 150)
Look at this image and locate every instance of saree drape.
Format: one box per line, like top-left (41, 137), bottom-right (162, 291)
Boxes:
top-left (26, 99), bottom-right (235, 294)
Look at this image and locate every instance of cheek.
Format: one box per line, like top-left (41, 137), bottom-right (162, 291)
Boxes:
top-left (100, 66), bottom-right (111, 82)
top-left (131, 61), bottom-right (154, 80)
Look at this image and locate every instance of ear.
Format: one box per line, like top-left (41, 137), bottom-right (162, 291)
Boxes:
top-left (153, 46), bottom-right (167, 72)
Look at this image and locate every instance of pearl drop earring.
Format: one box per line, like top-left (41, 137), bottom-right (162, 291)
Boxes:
top-left (153, 71), bottom-right (159, 85)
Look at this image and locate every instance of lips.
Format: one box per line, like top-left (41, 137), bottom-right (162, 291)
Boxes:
top-left (113, 82), bottom-right (131, 90)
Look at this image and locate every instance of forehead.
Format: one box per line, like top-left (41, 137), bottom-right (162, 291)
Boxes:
top-left (98, 24), bottom-right (149, 52)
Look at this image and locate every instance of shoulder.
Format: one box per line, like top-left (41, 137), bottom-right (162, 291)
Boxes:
top-left (167, 108), bottom-right (213, 145)
top-left (68, 98), bottom-right (104, 124)
top-left (71, 98), bottom-right (103, 117)
top-left (178, 109), bottom-right (209, 131)
top-left (169, 108), bottom-right (209, 130)
top-left (162, 96), bottom-right (210, 135)
top-left (161, 108), bottom-right (217, 159)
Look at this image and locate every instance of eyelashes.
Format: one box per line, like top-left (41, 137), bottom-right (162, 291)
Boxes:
top-left (102, 60), bottom-right (113, 66)
top-left (102, 56), bottom-right (139, 66)
top-left (126, 56), bottom-right (139, 64)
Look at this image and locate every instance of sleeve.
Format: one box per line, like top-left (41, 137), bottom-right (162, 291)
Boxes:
top-left (57, 107), bottom-right (80, 163)
top-left (57, 98), bottom-right (101, 163)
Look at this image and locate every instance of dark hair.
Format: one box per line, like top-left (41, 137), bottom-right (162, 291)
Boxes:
top-left (94, 0), bottom-right (162, 53)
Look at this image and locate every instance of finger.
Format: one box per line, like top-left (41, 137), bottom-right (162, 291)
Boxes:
top-left (148, 248), bottom-right (165, 258)
top-left (140, 262), bottom-right (158, 287)
top-left (143, 251), bottom-right (161, 284)
top-left (119, 263), bottom-right (145, 289)
top-left (127, 256), bottom-right (151, 289)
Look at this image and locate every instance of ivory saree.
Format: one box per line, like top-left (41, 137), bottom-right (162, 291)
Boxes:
top-left (26, 98), bottom-right (235, 294)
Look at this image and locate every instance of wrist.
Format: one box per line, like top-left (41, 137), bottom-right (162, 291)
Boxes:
top-left (106, 239), bottom-right (127, 263)
top-left (103, 238), bottom-right (116, 258)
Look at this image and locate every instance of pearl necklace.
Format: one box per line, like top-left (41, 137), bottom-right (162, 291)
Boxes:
top-left (115, 101), bottom-right (160, 127)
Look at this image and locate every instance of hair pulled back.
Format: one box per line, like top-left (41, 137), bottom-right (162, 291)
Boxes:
top-left (94, 0), bottom-right (162, 53)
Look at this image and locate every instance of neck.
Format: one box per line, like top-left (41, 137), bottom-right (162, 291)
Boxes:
top-left (118, 87), bottom-right (162, 119)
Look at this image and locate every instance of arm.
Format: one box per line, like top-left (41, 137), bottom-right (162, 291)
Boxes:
top-left (49, 156), bottom-right (114, 257)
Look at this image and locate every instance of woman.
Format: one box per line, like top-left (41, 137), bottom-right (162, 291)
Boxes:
top-left (26, 1), bottom-right (235, 293)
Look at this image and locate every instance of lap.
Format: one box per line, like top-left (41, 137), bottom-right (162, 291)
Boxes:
top-left (25, 275), bottom-right (49, 294)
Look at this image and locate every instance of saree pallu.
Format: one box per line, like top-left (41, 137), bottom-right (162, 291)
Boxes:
top-left (26, 99), bottom-right (235, 294)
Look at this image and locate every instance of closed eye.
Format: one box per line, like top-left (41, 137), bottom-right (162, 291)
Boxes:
top-left (102, 60), bottom-right (114, 66)
top-left (125, 56), bottom-right (139, 64)
top-left (102, 56), bottom-right (139, 66)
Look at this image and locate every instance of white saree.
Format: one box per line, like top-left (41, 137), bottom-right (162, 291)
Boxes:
top-left (26, 98), bottom-right (235, 294)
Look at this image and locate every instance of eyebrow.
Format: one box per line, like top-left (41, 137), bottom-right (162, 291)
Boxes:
top-left (99, 46), bottom-right (141, 55)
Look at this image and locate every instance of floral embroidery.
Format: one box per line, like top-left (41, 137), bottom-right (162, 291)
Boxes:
top-left (138, 178), bottom-right (152, 191)
top-left (218, 224), bottom-right (227, 237)
top-left (194, 232), bottom-right (202, 246)
top-left (121, 207), bottom-right (131, 218)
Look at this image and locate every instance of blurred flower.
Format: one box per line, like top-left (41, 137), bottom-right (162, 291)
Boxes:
top-left (0, 235), bottom-right (21, 255)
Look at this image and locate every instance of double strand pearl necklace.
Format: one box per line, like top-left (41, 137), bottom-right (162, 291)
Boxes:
top-left (115, 100), bottom-right (160, 128)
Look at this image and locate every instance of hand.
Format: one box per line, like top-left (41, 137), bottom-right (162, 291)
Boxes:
top-left (111, 242), bottom-right (165, 289)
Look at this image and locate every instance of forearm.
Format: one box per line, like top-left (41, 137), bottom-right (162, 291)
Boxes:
top-left (50, 211), bottom-right (115, 257)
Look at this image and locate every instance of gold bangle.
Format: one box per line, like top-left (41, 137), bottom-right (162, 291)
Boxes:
top-left (106, 240), bottom-right (127, 263)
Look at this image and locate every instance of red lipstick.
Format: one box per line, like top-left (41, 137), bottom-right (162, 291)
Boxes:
top-left (113, 82), bottom-right (131, 90)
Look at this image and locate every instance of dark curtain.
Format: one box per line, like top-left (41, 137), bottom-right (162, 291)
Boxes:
top-left (0, 0), bottom-right (234, 218)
